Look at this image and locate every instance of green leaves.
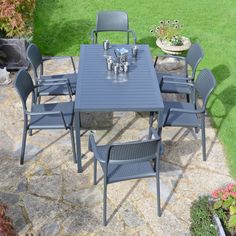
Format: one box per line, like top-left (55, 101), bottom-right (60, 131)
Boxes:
top-left (230, 206), bottom-right (236, 215)
top-left (229, 215), bottom-right (236, 228)
top-left (222, 198), bottom-right (233, 209)
top-left (213, 200), bottom-right (223, 209)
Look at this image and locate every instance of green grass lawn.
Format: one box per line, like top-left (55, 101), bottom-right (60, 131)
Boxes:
top-left (34, 0), bottom-right (236, 177)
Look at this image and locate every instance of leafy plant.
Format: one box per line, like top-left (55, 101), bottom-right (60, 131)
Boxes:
top-left (0, 0), bottom-right (36, 37)
top-left (0, 204), bottom-right (17, 236)
top-left (190, 196), bottom-right (217, 236)
top-left (150, 19), bottom-right (184, 45)
top-left (212, 183), bottom-right (236, 234)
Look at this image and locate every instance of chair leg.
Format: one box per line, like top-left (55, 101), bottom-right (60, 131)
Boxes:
top-left (148, 112), bottom-right (154, 139)
top-left (156, 145), bottom-right (161, 217)
top-left (103, 178), bottom-right (107, 226)
top-left (28, 129), bottom-right (32, 136)
top-left (70, 127), bottom-right (77, 163)
top-left (186, 94), bottom-right (190, 103)
top-left (37, 95), bottom-right (41, 104)
top-left (20, 126), bottom-right (28, 165)
top-left (201, 116), bottom-right (206, 161)
top-left (94, 158), bottom-right (97, 185)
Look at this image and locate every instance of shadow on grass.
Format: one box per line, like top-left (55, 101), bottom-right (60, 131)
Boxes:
top-left (207, 64), bottom-right (235, 157)
top-left (33, 19), bottom-right (93, 55)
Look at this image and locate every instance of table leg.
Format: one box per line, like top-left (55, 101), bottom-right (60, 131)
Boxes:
top-left (148, 112), bottom-right (154, 140)
top-left (157, 111), bottom-right (164, 155)
top-left (75, 111), bottom-right (83, 173)
top-left (157, 111), bottom-right (164, 137)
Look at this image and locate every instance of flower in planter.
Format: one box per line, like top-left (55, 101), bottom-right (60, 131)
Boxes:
top-left (212, 183), bottom-right (236, 234)
top-left (150, 19), bottom-right (184, 46)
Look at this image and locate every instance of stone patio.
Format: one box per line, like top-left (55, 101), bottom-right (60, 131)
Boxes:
top-left (0, 57), bottom-right (233, 236)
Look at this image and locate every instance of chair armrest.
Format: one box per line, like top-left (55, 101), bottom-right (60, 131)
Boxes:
top-left (128, 29), bottom-right (137, 44)
top-left (160, 80), bottom-right (194, 90)
top-left (91, 29), bottom-right (97, 44)
top-left (42, 56), bottom-right (76, 73)
top-left (150, 127), bottom-right (160, 140)
top-left (37, 79), bottom-right (73, 100)
top-left (25, 110), bottom-right (67, 129)
top-left (159, 76), bottom-right (192, 89)
top-left (164, 107), bottom-right (204, 125)
top-left (88, 134), bottom-right (106, 164)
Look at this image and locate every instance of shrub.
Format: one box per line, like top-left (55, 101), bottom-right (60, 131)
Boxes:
top-left (0, 0), bottom-right (35, 37)
top-left (0, 204), bottom-right (17, 236)
top-left (190, 196), bottom-right (217, 236)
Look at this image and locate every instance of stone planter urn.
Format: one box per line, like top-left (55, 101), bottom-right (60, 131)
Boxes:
top-left (0, 38), bottom-right (29, 70)
top-left (156, 36), bottom-right (191, 55)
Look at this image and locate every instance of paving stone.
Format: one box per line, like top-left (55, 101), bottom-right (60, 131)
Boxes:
top-left (37, 222), bottom-right (61, 236)
top-left (6, 205), bottom-right (27, 233)
top-left (0, 192), bottom-right (19, 204)
top-left (13, 143), bottom-right (41, 162)
top-left (0, 158), bottom-right (26, 191)
top-left (16, 177), bottom-right (27, 193)
top-left (28, 175), bottom-right (62, 200)
top-left (0, 58), bottom-right (233, 235)
top-left (23, 194), bottom-right (68, 230)
top-left (61, 207), bottom-right (101, 234)
top-left (63, 187), bottom-right (102, 207)
top-left (0, 130), bottom-right (13, 158)
top-left (119, 202), bottom-right (144, 227)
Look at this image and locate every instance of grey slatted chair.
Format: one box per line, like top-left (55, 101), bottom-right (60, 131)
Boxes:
top-left (150, 69), bottom-right (216, 161)
top-left (155, 44), bottom-right (204, 102)
top-left (26, 43), bottom-right (77, 103)
top-left (89, 128), bottom-right (161, 226)
top-left (91, 11), bottom-right (137, 44)
top-left (14, 69), bottom-right (76, 165)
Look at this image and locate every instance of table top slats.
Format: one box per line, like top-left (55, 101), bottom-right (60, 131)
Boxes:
top-left (75, 44), bottom-right (164, 112)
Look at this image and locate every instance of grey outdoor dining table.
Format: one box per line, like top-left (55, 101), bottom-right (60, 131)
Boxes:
top-left (75, 44), bottom-right (164, 172)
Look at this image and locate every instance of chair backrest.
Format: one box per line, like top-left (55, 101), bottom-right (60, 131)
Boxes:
top-left (107, 139), bottom-right (160, 164)
top-left (14, 69), bottom-right (34, 110)
top-left (26, 43), bottom-right (42, 79)
top-left (186, 44), bottom-right (204, 79)
top-left (195, 69), bottom-right (216, 109)
top-left (96, 11), bottom-right (129, 32)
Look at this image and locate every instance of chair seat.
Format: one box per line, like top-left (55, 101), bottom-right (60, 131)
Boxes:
top-left (163, 101), bottom-right (200, 127)
top-left (29, 102), bottom-right (74, 129)
top-left (156, 71), bottom-right (186, 84)
top-left (39, 73), bottom-right (77, 95)
top-left (97, 145), bottom-right (156, 184)
top-left (156, 72), bottom-right (191, 94)
top-left (161, 82), bottom-right (192, 94)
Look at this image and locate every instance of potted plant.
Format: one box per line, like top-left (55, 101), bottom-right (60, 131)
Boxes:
top-left (211, 183), bottom-right (236, 235)
top-left (150, 20), bottom-right (191, 54)
top-left (190, 184), bottom-right (236, 236)
top-left (0, 0), bottom-right (35, 70)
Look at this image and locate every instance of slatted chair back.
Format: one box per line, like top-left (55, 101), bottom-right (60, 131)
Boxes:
top-left (195, 69), bottom-right (216, 109)
top-left (186, 43), bottom-right (204, 79)
top-left (26, 43), bottom-right (43, 81)
top-left (96, 11), bottom-right (129, 32)
top-left (14, 69), bottom-right (34, 110)
top-left (108, 139), bottom-right (160, 164)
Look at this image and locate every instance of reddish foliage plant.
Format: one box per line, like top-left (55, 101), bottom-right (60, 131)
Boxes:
top-left (0, 204), bottom-right (17, 236)
top-left (0, 0), bottom-right (35, 37)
